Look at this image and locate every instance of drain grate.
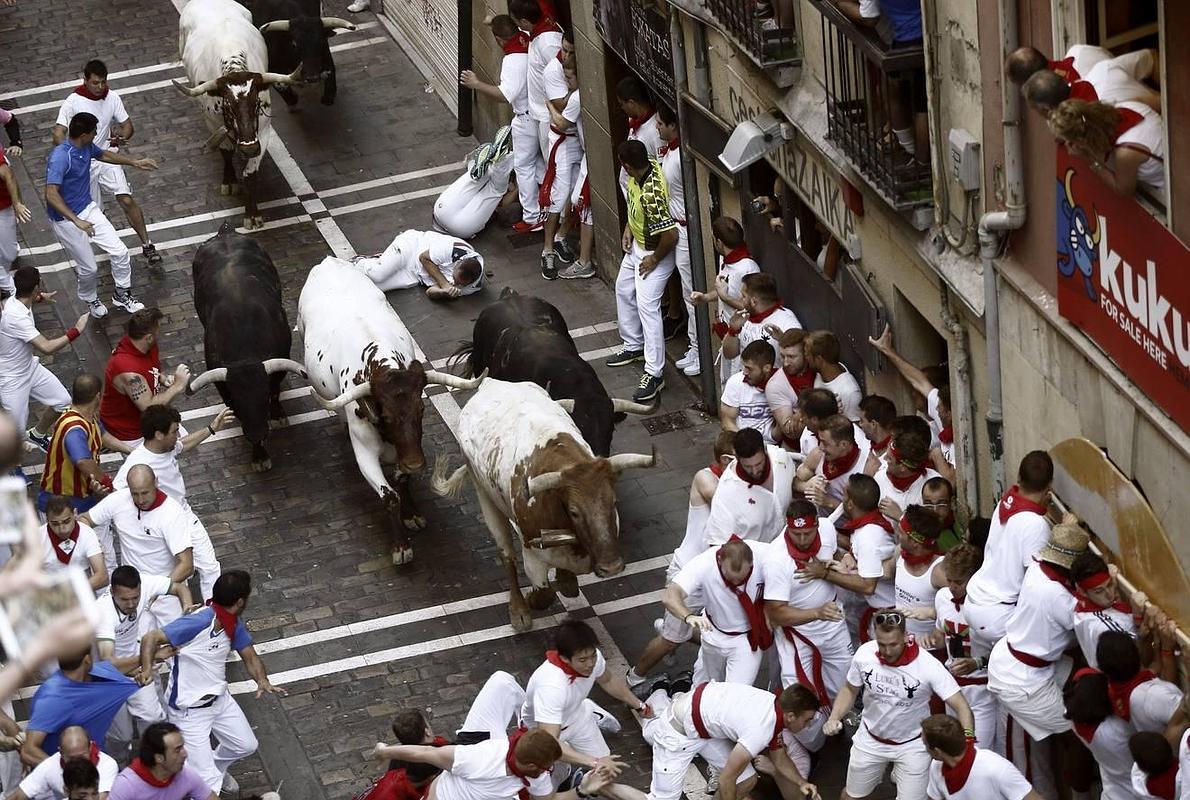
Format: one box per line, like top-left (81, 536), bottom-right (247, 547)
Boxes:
top-left (641, 410), bottom-right (693, 436)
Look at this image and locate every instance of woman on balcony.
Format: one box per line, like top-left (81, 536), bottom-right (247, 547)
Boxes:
top-left (1048, 98), bottom-right (1166, 204)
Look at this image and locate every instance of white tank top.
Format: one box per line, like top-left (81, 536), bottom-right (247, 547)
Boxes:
top-left (895, 556), bottom-right (941, 638)
top-left (1114, 101), bottom-right (1165, 195)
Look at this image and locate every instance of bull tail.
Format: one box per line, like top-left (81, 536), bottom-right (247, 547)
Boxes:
top-left (446, 340), bottom-right (477, 378)
top-left (430, 457), bottom-right (470, 499)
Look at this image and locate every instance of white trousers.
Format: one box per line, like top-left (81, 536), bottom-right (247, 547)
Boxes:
top-left (0, 207), bottom-right (17, 292)
top-left (692, 629), bottom-right (763, 686)
top-left (511, 114), bottom-right (542, 222)
top-left (616, 241), bottom-right (676, 377)
top-left (640, 691), bottom-right (756, 800)
top-left (0, 363), bottom-right (71, 433)
top-left (89, 161), bottom-right (132, 211)
top-left (168, 691), bottom-right (258, 793)
top-left (845, 727), bottom-right (932, 800)
top-left (109, 681), bottom-right (167, 742)
top-left (93, 519), bottom-right (118, 576)
top-left (188, 512), bottom-right (221, 600)
top-left (951, 681), bottom-right (1000, 753)
top-left (558, 705), bottom-right (610, 759)
top-left (354, 229), bottom-right (423, 292)
top-left (963, 601), bottom-right (1015, 660)
top-left (542, 130), bottom-right (580, 215)
top-left (51, 203), bottom-right (132, 303)
top-left (674, 225), bottom-right (697, 353)
top-left (458, 670), bottom-right (524, 738)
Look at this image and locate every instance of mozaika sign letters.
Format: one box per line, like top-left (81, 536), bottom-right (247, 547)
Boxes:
top-left (593, 0), bottom-right (675, 101)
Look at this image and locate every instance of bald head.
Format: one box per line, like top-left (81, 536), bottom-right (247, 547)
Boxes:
top-left (127, 465), bottom-right (160, 510)
top-left (59, 726), bottom-right (91, 759)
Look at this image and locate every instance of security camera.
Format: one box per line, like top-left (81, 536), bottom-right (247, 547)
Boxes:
top-left (719, 112), bottom-right (793, 173)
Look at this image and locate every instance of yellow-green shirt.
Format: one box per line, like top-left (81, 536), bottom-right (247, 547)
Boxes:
top-left (626, 160), bottom-right (677, 249)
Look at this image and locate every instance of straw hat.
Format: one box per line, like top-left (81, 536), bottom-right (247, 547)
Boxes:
top-left (1038, 523), bottom-right (1090, 569)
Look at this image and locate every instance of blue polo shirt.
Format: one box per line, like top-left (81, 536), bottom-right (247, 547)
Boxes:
top-left (26, 661), bottom-right (138, 755)
top-left (45, 141), bottom-right (103, 221)
top-left (882, 0), bottom-right (922, 43)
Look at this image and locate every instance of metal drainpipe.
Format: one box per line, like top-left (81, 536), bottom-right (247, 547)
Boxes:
top-left (939, 285), bottom-right (980, 512)
top-left (457, 0), bottom-right (474, 136)
top-left (977, 0), bottom-right (1027, 502)
top-left (671, 12), bottom-right (718, 408)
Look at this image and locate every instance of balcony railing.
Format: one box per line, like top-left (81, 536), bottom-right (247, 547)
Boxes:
top-left (806, 0), bottom-right (932, 210)
top-left (703, 0), bottom-right (800, 68)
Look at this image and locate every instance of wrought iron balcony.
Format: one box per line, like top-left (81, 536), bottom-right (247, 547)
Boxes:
top-left (806, 0), bottom-right (933, 210)
top-left (702, 0), bottom-right (800, 68)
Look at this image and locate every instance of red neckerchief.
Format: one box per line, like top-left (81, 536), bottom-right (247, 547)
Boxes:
top-left (783, 517), bottom-right (820, 567)
top-left (545, 650), bottom-right (584, 683)
top-left (504, 727), bottom-right (532, 799)
top-left (1146, 763), bottom-right (1178, 800)
top-left (837, 509), bottom-right (894, 535)
top-left (1112, 107), bottom-right (1145, 143)
top-left (723, 245), bottom-right (752, 265)
top-left (1037, 561), bottom-right (1075, 594)
top-left (941, 744), bottom-right (977, 794)
top-left (137, 490), bottom-right (169, 519)
top-left (658, 137), bottom-right (679, 157)
top-left (876, 635), bottom-right (920, 666)
top-left (89, 742), bottom-right (100, 765)
top-left (1048, 56), bottom-right (1080, 82)
top-left (899, 515), bottom-right (938, 567)
top-left (870, 434), bottom-right (891, 456)
top-left (735, 455), bottom-right (771, 487)
top-left (821, 444), bottom-right (861, 481)
top-left (1068, 80), bottom-right (1098, 103)
top-left (129, 758), bottom-right (174, 788)
top-left (529, 16), bottom-right (561, 39)
top-left (627, 111), bottom-right (654, 135)
top-left (48, 523), bottom-right (82, 565)
top-left (748, 301), bottom-right (785, 324)
top-left (555, 48), bottom-right (565, 63)
top-left (938, 426), bottom-right (953, 445)
top-left (950, 591), bottom-right (965, 613)
top-left (708, 461), bottom-right (725, 478)
top-left (885, 445), bottom-right (926, 491)
top-left (997, 485), bottom-right (1047, 525)
top-left (205, 599), bottom-right (240, 644)
top-left (502, 32), bottom-right (530, 54)
top-left (1107, 670), bottom-right (1157, 722)
top-left (769, 692), bottom-right (786, 749)
top-left (74, 83), bottom-right (109, 101)
top-left (716, 538), bottom-right (772, 652)
top-left (784, 367), bottom-right (816, 396)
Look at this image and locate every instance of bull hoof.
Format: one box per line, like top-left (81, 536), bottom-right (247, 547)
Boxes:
top-left (391, 545), bottom-right (414, 566)
top-left (401, 513), bottom-right (427, 530)
top-left (268, 417), bottom-right (287, 430)
top-left (526, 587), bottom-right (557, 610)
top-left (219, 183), bottom-right (236, 196)
top-left (510, 605), bottom-right (532, 632)
top-left (251, 458), bottom-right (272, 473)
top-left (243, 215), bottom-right (264, 230)
top-left (550, 569), bottom-right (579, 598)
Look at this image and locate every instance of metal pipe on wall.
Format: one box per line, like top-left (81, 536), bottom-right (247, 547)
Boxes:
top-left (457, 0), bottom-right (474, 136)
top-left (670, 11), bottom-right (718, 407)
top-left (939, 285), bottom-right (980, 512)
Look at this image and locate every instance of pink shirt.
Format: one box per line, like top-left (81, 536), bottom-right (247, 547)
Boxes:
top-left (108, 765), bottom-right (211, 800)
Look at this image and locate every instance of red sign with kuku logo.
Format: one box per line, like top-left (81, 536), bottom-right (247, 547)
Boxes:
top-left (1055, 148), bottom-right (1189, 432)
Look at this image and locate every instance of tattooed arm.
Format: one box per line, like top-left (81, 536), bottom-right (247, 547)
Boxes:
top-left (114, 368), bottom-right (188, 411)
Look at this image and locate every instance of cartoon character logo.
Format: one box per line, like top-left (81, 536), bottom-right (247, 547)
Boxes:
top-left (1056, 168), bottom-right (1101, 301)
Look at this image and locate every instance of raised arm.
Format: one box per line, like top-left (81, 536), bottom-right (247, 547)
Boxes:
top-left (867, 324), bottom-right (934, 397)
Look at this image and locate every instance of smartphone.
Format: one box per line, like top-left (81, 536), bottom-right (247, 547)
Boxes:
top-left (0, 568), bottom-right (96, 660)
top-left (0, 475), bottom-right (27, 545)
top-left (751, 198), bottom-right (766, 213)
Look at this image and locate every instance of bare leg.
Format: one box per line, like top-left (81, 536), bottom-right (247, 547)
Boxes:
top-left (578, 221), bottom-right (594, 264)
top-left (543, 211), bottom-right (560, 254)
top-left (116, 194), bottom-right (150, 244)
top-left (633, 634), bottom-right (681, 676)
top-left (33, 407), bottom-right (61, 437)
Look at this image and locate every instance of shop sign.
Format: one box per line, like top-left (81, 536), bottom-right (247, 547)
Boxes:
top-left (593, 0), bottom-right (675, 101)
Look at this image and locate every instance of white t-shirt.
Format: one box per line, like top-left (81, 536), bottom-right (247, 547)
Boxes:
top-left (497, 51), bottom-right (529, 115)
top-left (873, 464), bottom-right (940, 522)
top-left (703, 447), bottom-right (798, 546)
top-left (764, 527), bottom-right (845, 640)
top-left (680, 681), bottom-right (780, 756)
top-left (846, 514), bottom-right (897, 609)
top-left (527, 30), bottom-right (563, 121)
top-left (992, 562), bottom-right (1076, 684)
top-left (965, 493), bottom-right (1050, 606)
top-left (1063, 44), bottom-right (1112, 79)
top-left (1084, 50), bottom-right (1156, 107)
top-left (933, 588), bottom-right (984, 678)
top-left (39, 522), bottom-right (102, 574)
top-left (561, 90), bottom-right (581, 128)
top-left (433, 738), bottom-right (554, 800)
top-left (846, 640), bottom-right (959, 743)
top-left (813, 437), bottom-right (873, 508)
top-left (721, 373), bottom-right (776, 443)
top-left (618, 112), bottom-right (664, 197)
top-left (1072, 605), bottom-right (1135, 669)
top-left (1132, 762), bottom-right (1182, 800)
top-left (163, 606), bottom-right (252, 708)
top-left (415, 231), bottom-right (483, 295)
top-left (1071, 714), bottom-right (1136, 800)
top-left (674, 540), bottom-right (767, 633)
top-left (715, 256), bottom-right (760, 325)
top-left (19, 750), bottom-right (120, 800)
top-left (738, 307), bottom-right (802, 366)
top-left (87, 490), bottom-right (192, 578)
top-left (1127, 677), bottom-right (1183, 734)
top-left (814, 367), bottom-right (862, 422)
top-left (1114, 100), bottom-right (1166, 196)
top-left (94, 572), bottom-right (173, 657)
top-left (1178, 728), bottom-right (1190, 800)
top-left (926, 747), bottom-right (1033, 800)
top-left (895, 556), bottom-right (942, 638)
top-left (114, 437), bottom-right (188, 507)
top-left (0, 299), bottom-right (40, 380)
top-left (541, 53), bottom-right (567, 103)
top-left (764, 367), bottom-right (813, 421)
top-left (660, 143), bottom-right (684, 222)
top-left (521, 649), bottom-right (606, 727)
top-left (55, 90), bottom-right (130, 151)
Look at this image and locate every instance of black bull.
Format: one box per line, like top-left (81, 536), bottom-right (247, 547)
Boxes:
top-left (454, 288), bottom-right (654, 457)
top-left (248, 0), bottom-right (353, 106)
top-left (191, 224), bottom-right (300, 471)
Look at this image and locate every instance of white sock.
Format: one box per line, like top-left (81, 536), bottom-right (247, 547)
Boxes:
top-left (894, 128), bottom-right (915, 155)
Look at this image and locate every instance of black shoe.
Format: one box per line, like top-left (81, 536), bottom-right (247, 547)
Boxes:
top-left (554, 238), bottom-right (578, 264)
top-left (669, 670), bottom-right (694, 695)
top-left (142, 243), bottom-right (163, 265)
top-left (631, 671), bottom-right (670, 702)
top-left (633, 372), bottom-right (664, 403)
top-left (605, 348), bottom-right (645, 367)
top-left (540, 251), bottom-right (558, 280)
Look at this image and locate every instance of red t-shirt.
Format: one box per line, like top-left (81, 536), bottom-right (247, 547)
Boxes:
top-left (100, 336), bottom-right (161, 441)
top-left (0, 149), bottom-right (12, 211)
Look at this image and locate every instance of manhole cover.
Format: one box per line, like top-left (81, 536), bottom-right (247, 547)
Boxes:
top-left (641, 410), bottom-right (692, 436)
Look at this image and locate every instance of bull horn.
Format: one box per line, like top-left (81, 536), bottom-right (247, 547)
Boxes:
top-left (187, 367), bottom-right (228, 394)
top-left (321, 16), bottom-right (356, 30)
top-left (424, 367), bottom-right (487, 391)
top-left (607, 446), bottom-right (658, 473)
top-left (611, 398), bottom-right (655, 415)
top-left (527, 471), bottom-right (564, 497)
top-left (531, 529), bottom-right (578, 549)
top-left (172, 77), bottom-right (219, 97)
top-left (262, 358), bottom-right (308, 378)
top-left (259, 19), bottom-right (291, 33)
top-left (555, 399), bottom-right (576, 413)
top-left (260, 65), bottom-right (303, 86)
top-left (313, 381), bottom-right (372, 410)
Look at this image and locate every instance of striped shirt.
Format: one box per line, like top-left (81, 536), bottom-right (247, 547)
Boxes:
top-left (626, 160), bottom-right (677, 249)
top-left (41, 409), bottom-right (101, 498)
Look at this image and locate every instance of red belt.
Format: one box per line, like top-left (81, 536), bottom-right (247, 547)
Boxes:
top-left (675, 218), bottom-right (687, 227)
top-left (691, 682), bottom-right (712, 738)
top-left (863, 724), bottom-right (922, 746)
top-left (1007, 643), bottom-right (1052, 667)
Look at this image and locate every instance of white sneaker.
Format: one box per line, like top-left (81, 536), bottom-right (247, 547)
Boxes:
top-left (675, 349), bottom-right (697, 370)
top-left (346, 0), bottom-right (370, 11)
top-left (111, 289), bottom-right (145, 313)
top-left (682, 360), bottom-right (701, 377)
top-left (87, 299), bottom-right (109, 319)
top-left (220, 773), bottom-right (239, 795)
top-left (584, 699), bottom-right (622, 734)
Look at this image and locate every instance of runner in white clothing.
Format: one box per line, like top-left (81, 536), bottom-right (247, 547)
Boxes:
top-left (666, 537), bottom-right (771, 685)
top-left (613, 75), bottom-right (664, 197)
top-left (720, 273), bottom-right (801, 370)
top-left (921, 715), bottom-right (1041, 800)
top-left (537, 33), bottom-right (579, 278)
top-left (823, 613), bottom-right (974, 800)
top-left (655, 106), bottom-right (698, 373)
top-left (1129, 731), bottom-right (1186, 800)
top-left (1096, 631), bottom-right (1183, 735)
top-left (689, 218), bottom-right (759, 385)
top-left (795, 413), bottom-right (879, 515)
top-left (40, 497), bottom-right (107, 590)
top-left (765, 329), bottom-right (817, 448)
top-left (763, 500), bottom-right (851, 705)
top-left (11, 726), bottom-right (119, 800)
top-left (352, 229), bottom-right (485, 299)
top-left (1068, 551), bottom-right (1140, 668)
top-left (805, 331), bottom-right (862, 421)
top-left (719, 341), bottom-right (778, 443)
top-left (1063, 669), bottom-right (1142, 800)
top-left (872, 417), bottom-right (940, 522)
top-left (964, 451), bottom-right (1053, 658)
top-left (893, 507), bottom-right (947, 639)
top-left (703, 429), bottom-right (797, 546)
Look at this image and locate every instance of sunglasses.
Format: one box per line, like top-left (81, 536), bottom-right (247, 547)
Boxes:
top-left (873, 611), bottom-right (905, 627)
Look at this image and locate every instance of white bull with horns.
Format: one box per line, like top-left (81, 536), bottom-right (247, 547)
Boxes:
top-left (298, 256), bottom-right (483, 565)
top-left (432, 378), bottom-right (655, 630)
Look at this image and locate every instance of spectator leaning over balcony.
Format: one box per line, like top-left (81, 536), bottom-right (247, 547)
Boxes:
top-left (1047, 99), bottom-right (1166, 203)
top-left (1018, 49), bottom-right (1161, 117)
top-left (1005, 44), bottom-right (1112, 86)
